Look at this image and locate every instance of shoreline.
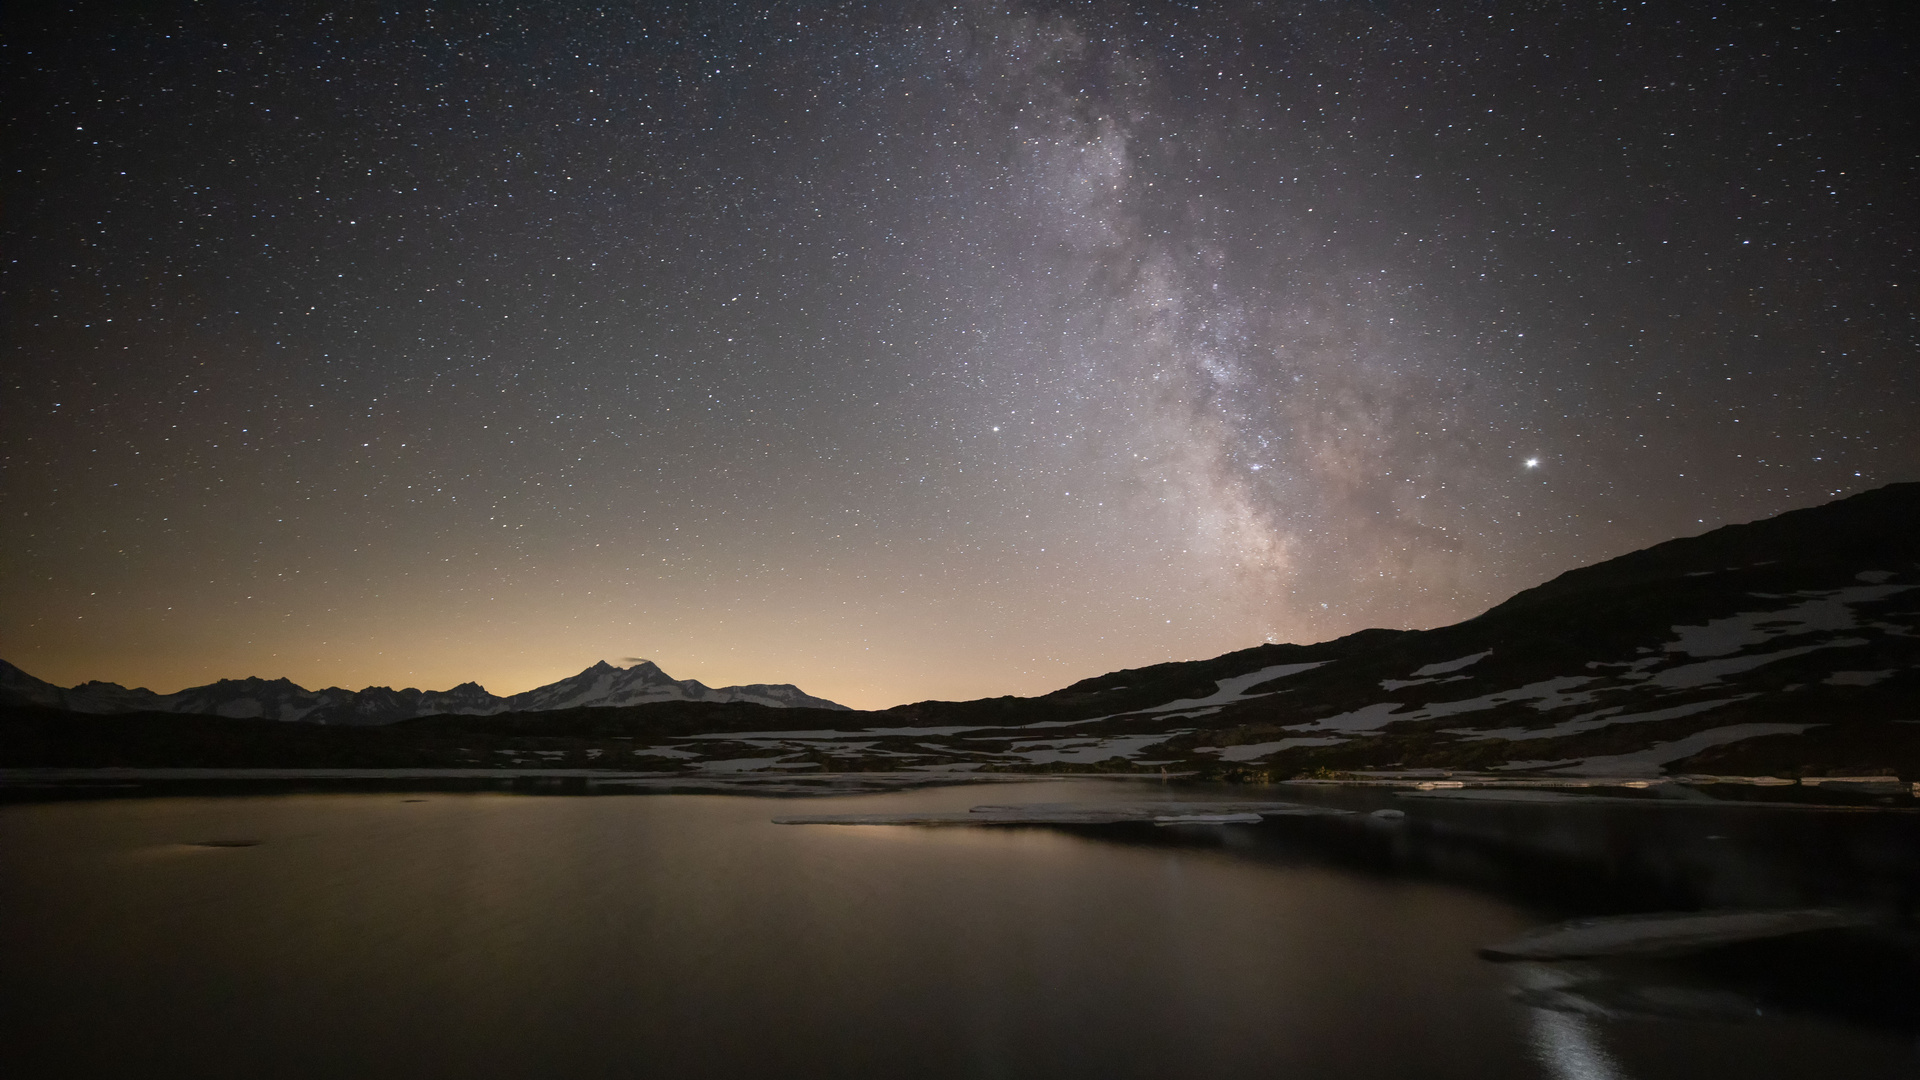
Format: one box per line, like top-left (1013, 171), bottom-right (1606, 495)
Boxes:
top-left (2, 766), bottom-right (1914, 809)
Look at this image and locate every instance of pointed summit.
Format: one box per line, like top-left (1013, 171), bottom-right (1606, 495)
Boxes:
top-left (0, 657), bottom-right (847, 722)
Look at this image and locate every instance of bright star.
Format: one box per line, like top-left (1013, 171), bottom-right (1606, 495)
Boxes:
top-left (1524, 458), bottom-right (1540, 469)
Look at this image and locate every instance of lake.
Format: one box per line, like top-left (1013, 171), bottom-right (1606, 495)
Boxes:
top-left (2, 779), bottom-right (1915, 1078)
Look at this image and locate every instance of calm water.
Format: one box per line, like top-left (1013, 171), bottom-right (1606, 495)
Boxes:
top-left (2, 780), bottom-right (1915, 1079)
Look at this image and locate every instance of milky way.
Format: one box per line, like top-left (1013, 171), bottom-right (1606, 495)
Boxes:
top-left (4, 2), bottom-right (1914, 707)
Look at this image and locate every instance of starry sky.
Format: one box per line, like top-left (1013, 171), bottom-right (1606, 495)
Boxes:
top-left (3, 1), bottom-right (1914, 709)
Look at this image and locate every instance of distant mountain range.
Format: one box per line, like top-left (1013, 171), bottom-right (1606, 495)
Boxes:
top-left (0, 658), bottom-right (849, 722)
top-left (3, 484), bottom-right (1917, 781)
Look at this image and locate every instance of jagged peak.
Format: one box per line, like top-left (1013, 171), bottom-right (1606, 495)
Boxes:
top-left (200, 676), bottom-right (302, 691)
top-left (0, 656), bottom-right (845, 717)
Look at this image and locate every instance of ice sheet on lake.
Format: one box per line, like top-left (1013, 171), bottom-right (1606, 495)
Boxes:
top-left (1399, 789), bottom-right (1606, 804)
top-left (774, 799), bottom-right (1356, 826)
top-left (1551, 722), bottom-right (1816, 777)
top-left (1482, 907), bottom-right (1877, 961)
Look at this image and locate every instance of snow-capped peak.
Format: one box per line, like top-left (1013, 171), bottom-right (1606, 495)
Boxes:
top-left (0, 658), bottom-right (849, 724)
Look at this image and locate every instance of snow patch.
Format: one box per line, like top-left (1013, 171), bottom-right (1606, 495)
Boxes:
top-left (701, 756), bottom-right (815, 773)
top-left (1825, 669), bottom-right (1894, 687)
top-left (1663, 584), bottom-right (1911, 658)
top-left (635, 746), bottom-right (701, 760)
top-left (1647, 640), bottom-right (1866, 689)
top-left (1130, 662), bottom-right (1327, 715)
top-left (1381, 674), bottom-right (1467, 692)
top-left (1453, 697), bottom-right (1745, 742)
top-left (997, 733), bottom-right (1179, 764)
top-left (1551, 723), bottom-right (1816, 777)
top-left (1299, 701), bottom-right (1411, 733)
top-left (1296, 676), bottom-right (1606, 735)
top-left (684, 725), bottom-right (992, 741)
top-left (1413, 650), bottom-right (1491, 677)
top-left (1210, 736), bottom-right (1347, 762)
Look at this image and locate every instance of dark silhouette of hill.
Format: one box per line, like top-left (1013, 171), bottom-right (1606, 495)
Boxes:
top-left (4, 483), bottom-right (1917, 782)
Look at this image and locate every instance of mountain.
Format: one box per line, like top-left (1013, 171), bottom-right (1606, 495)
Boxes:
top-left (844, 480), bottom-right (1919, 779)
top-left (0, 659), bottom-right (849, 722)
top-left (3, 484), bottom-right (1917, 781)
top-left (446, 481), bottom-right (1909, 781)
top-left (812, 481), bottom-right (1919, 779)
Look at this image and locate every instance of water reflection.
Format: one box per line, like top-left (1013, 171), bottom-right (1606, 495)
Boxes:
top-left (1064, 789), bottom-right (1920, 1048)
top-left (0, 780), bottom-right (1914, 1079)
top-left (1528, 1005), bottom-right (1627, 1080)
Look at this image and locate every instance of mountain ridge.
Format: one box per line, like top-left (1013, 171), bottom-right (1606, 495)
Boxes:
top-left (0, 657), bottom-right (850, 721)
top-left (4, 483), bottom-right (1917, 780)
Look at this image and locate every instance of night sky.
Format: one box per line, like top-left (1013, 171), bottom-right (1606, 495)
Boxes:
top-left (4, 2), bottom-right (1914, 709)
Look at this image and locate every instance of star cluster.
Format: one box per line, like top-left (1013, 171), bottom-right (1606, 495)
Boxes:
top-left (4, 1), bottom-right (1913, 707)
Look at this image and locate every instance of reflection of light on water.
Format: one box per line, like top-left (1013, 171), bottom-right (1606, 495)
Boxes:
top-left (1530, 1008), bottom-right (1627, 1080)
top-left (1516, 963), bottom-right (1629, 1080)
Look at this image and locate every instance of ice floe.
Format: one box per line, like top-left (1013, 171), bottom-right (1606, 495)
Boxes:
top-left (773, 799), bottom-right (1355, 826)
top-left (1481, 907), bottom-right (1877, 961)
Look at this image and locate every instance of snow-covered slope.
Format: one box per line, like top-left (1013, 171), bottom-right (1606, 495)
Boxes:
top-left (498, 660), bottom-right (846, 713)
top-left (0, 659), bottom-right (848, 722)
top-left (5, 485), bottom-right (1916, 780)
